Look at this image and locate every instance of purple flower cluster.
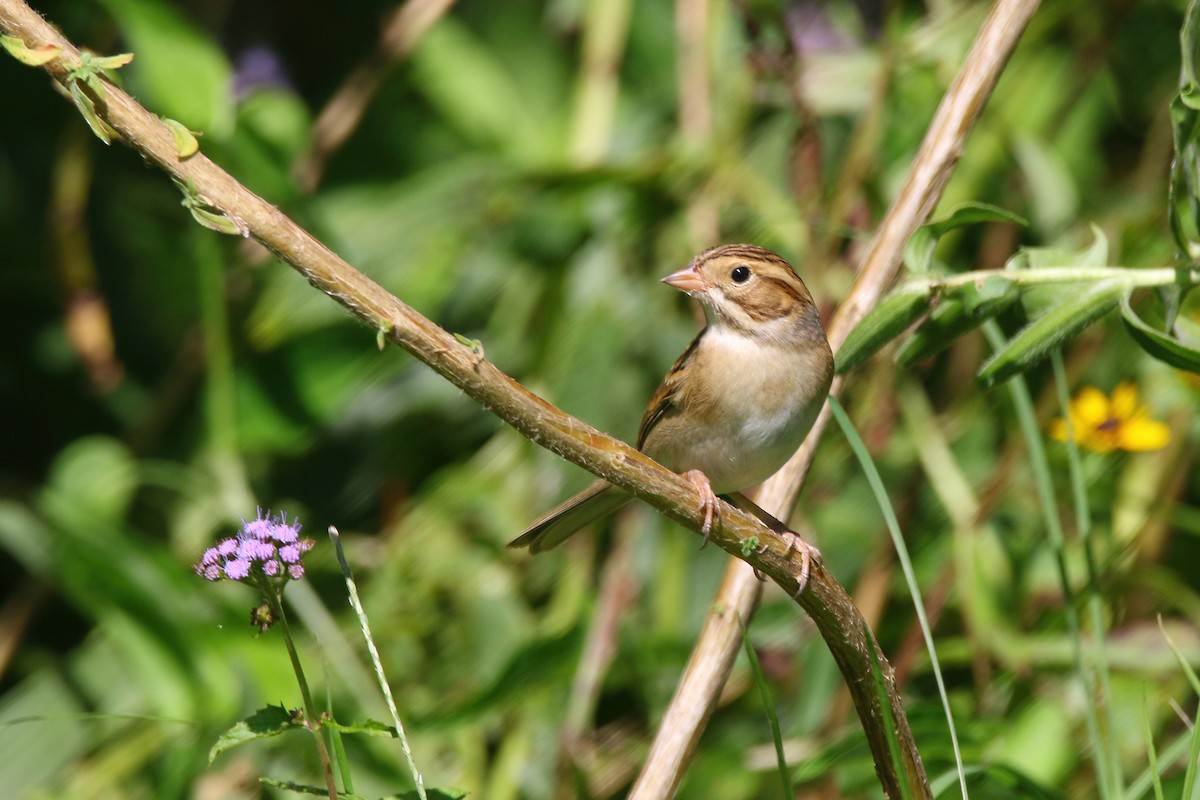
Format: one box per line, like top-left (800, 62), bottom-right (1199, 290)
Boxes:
top-left (196, 509), bottom-right (314, 584)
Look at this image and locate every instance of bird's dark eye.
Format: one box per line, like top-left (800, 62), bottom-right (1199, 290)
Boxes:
top-left (731, 265), bottom-right (751, 283)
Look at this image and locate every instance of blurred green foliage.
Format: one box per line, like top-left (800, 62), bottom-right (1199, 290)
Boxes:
top-left (3, 0), bottom-right (1200, 798)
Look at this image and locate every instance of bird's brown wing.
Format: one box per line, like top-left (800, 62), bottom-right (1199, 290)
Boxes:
top-left (637, 329), bottom-right (705, 450)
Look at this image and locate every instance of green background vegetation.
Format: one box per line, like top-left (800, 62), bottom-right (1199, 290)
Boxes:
top-left (2, 0), bottom-right (1200, 797)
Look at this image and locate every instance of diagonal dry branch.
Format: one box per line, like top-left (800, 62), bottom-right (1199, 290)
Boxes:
top-left (0, 0), bottom-right (925, 795)
top-left (633, 0), bottom-right (1042, 797)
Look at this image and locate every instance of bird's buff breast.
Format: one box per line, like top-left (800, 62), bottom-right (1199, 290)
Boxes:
top-left (644, 330), bottom-right (828, 493)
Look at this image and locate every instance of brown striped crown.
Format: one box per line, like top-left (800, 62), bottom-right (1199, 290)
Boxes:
top-left (682, 244), bottom-right (823, 343)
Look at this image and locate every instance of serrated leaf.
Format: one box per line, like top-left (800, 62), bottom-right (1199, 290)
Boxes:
top-left (161, 116), bottom-right (199, 158)
top-left (209, 704), bottom-right (299, 763)
top-left (0, 34), bottom-right (61, 66)
top-left (1120, 289), bottom-right (1200, 373)
top-left (977, 280), bottom-right (1125, 387)
top-left (835, 285), bottom-right (933, 374)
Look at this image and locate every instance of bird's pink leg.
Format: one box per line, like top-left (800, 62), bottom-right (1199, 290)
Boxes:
top-left (682, 469), bottom-right (719, 547)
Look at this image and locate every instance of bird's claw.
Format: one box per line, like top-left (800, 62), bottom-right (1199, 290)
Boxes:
top-left (683, 470), bottom-right (718, 549)
top-left (783, 532), bottom-right (821, 598)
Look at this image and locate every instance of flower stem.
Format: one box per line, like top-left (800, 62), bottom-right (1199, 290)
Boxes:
top-left (268, 586), bottom-right (340, 800)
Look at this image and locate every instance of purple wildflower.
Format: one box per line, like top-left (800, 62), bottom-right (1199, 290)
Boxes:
top-left (192, 508), bottom-right (312, 589)
top-left (242, 508), bottom-right (274, 540)
top-left (224, 558), bottom-right (252, 580)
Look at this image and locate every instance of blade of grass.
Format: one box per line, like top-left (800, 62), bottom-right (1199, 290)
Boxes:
top-left (830, 396), bottom-right (967, 800)
top-left (981, 321), bottom-right (1111, 800)
top-left (864, 621), bottom-right (916, 800)
top-left (1125, 722), bottom-right (1193, 799)
top-left (1156, 616), bottom-right (1200, 799)
top-left (739, 619), bottom-right (794, 798)
top-left (329, 526), bottom-right (427, 800)
top-left (1051, 352), bottom-right (1123, 794)
top-left (1141, 686), bottom-right (1165, 800)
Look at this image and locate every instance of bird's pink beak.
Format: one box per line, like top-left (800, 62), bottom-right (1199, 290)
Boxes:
top-left (661, 266), bottom-right (706, 294)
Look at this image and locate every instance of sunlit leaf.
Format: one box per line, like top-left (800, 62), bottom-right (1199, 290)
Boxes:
top-left (0, 34), bottom-right (61, 65)
top-left (161, 116), bottom-right (199, 158)
top-left (89, 52), bottom-right (134, 70)
top-left (208, 704), bottom-right (299, 763)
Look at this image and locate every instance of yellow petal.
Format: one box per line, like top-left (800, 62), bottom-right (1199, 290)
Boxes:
top-left (1050, 418), bottom-right (1069, 442)
top-left (1072, 387), bottom-right (1111, 428)
top-left (1110, 382), bottom-right (1140, 422)
top-left (1118, 418), bottom-right (1170, 451)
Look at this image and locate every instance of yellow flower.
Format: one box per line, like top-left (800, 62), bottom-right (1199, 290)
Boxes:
top-left (1050, 383), bottom-right (1169, 453)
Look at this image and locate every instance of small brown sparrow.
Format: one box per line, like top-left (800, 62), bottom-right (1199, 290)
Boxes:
top-left (509, 244), bottom-right (833, 569)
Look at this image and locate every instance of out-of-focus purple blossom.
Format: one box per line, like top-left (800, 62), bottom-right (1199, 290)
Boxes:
top-left (194, 508), bottom-right (314, 586)
top-left (232, 44), bottom-right (292, 100)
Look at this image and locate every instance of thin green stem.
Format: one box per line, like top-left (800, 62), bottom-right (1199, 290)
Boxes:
top-left (921, 266), bottom-right (1195, 292)
top-left (329, 527), bottom-right (427, 800)
top-left (1052, 353), bottom-right (1123, 794)
top-left (830, 397), bottom-right (967, 800)
top-left (982, 322), bottom-right (1111, 800)
top-left (267, 586), bottom-right (340, 800)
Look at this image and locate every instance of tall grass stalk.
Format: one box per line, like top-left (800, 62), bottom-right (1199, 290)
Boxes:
top-left (830, 396), bottom-right (968, 799)
top-left (982, 322), bottom-right (1111, 800)
top-left (1051, 352), bottom-right (1123, 793)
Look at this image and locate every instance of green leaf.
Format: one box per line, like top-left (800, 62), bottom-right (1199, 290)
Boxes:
top-left (68, 80), bottom-right (112, 145)
top-left (187, 205), bottom-right (246, 235)
top-left (977, 280), bottom-right (1125, 387)
top-left (161, 116), bottom-right (199, 158)
top-left (260, 780), bottom-right (467, 800)
top-left (896, 278), bottom-right (1021, 365)
top-left (323, 718), bottom-right (397, 737)
top-left (88, 52), bottom-right (134, 70)
top-left (1120, 288), bottom-right (1200, 373)
top-left (45, 436), bottom-right (138, 522)
top-left (0, 34), bottom-right (61, 65)
top-left (1009, 223), bottom-right (1109, 270)
top-left (208, 705), bottom-right (300, 763)
top-left (835, 284), bottom-right (933, 374)
top-left (904, 203), bottom-right (1027, 273)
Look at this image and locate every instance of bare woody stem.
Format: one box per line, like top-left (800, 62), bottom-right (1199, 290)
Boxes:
top-left (0, 1), bottom-right (1012, 797)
